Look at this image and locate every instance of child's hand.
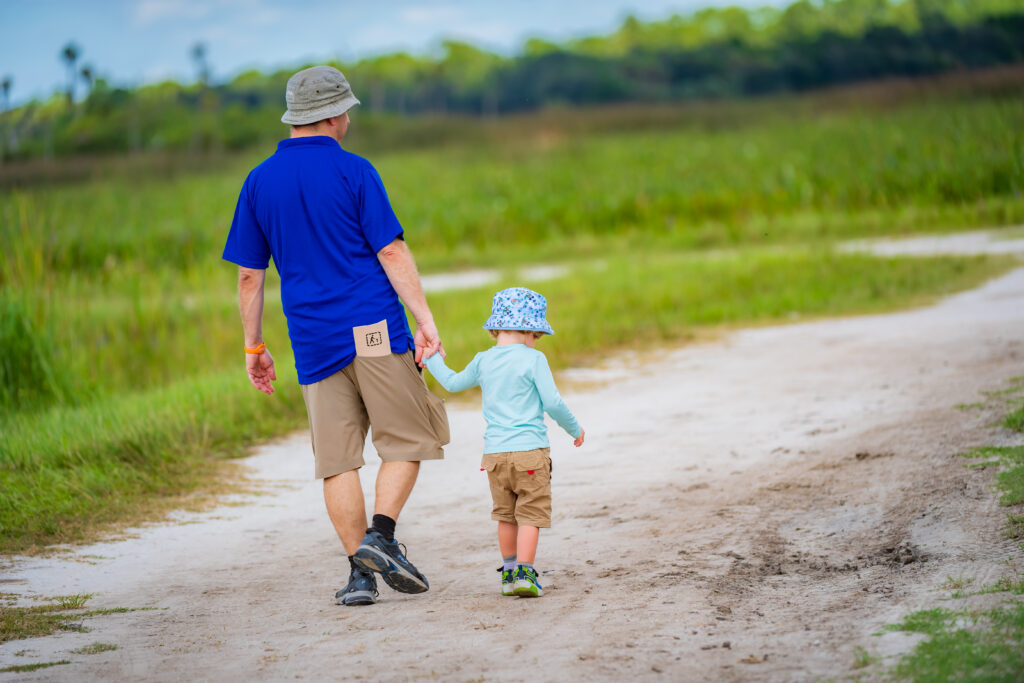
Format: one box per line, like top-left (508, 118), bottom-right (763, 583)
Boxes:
top-left (574, 429), bottom-right (585, 447)
top-left (421, 344), bottom-right (443, 363)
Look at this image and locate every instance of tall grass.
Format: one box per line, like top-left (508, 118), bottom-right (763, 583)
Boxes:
top-left (2, 95), bottom-right (1021, 288)
top-left (0, 295), bottom-right (72, 412)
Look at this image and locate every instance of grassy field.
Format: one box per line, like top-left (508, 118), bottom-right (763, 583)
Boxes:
top-left (882, 382), bottom-right (1024, 681)
top-left (1, 83), bottom-right (1022, 552)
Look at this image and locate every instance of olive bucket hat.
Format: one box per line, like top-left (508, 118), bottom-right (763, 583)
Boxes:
top-left (482, 287), bottom-right (555, 336)
top-left (281, 66), bottom-right (360, 125)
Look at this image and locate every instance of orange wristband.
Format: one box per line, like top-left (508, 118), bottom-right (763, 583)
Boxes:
top-left (244, 343), bottom-right (266, 354)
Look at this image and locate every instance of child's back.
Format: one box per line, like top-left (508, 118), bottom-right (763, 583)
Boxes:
top-left (435, 344), bottom-right (578, 454)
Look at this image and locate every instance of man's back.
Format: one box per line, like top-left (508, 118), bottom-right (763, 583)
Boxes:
top-left (223, 136), bottom-right (413, 384)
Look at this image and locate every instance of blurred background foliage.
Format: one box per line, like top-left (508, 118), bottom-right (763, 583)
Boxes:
top-left (1, 0), bottom-right (1023, 171)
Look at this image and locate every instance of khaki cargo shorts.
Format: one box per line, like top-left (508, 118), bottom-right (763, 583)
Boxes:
top-left (300, 327), bottom-right (449, 479)
top-left (482, 448), bottom-right (552, 528)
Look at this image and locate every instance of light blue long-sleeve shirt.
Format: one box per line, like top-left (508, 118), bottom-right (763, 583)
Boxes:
top-left (424, 344), bottom-right (581, 454)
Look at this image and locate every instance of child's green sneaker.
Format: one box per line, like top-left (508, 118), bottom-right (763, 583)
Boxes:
top-left (512, 564), bottom-right (543, 598)
top-left (497, 566), bottom-right (515, 596)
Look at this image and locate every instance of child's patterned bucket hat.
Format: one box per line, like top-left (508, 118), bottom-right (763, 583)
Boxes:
top-left (483, 287), bottom-right (555, 335)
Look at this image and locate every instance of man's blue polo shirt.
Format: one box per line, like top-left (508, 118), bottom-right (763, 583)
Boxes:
top-left (222, 136), bottom-right (413, 385)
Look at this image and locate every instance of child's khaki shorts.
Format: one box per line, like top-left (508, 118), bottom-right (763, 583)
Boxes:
top-left (481, 448), bottom-right (552, 528)
top-left (300, 350), bottom-right (450, 479)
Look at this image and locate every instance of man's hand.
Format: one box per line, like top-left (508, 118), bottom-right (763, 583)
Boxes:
top-left (574, 429), bottom-right (585, 448)
top-left (246, 348), bottom-right (277, 395)
top-left (414, 318), bottom-right (445, 367)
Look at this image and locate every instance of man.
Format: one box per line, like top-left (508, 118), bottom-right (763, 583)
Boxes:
top-left (222, 65), bottom-right (450, 607)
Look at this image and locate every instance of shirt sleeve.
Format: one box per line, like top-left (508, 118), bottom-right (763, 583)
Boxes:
top-left (222, 178), bottom-right (271, 269)
top-left (358, 161), bottom-right (405, 253)
top-left (533, 352), bottom-right (581, 438)
top-left (425, 353), bottom-right (481, 393)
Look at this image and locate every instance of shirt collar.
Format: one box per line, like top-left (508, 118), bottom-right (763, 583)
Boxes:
top-left (277, 136), bottom-right (339, 151)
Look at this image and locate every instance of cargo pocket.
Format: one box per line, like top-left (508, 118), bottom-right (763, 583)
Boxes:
top-left (481, 452), bottom-right (501, 472)
top-left (513, 450), bottom-right (549, 476)
top-left (426, 390), bottom-right (450, 446)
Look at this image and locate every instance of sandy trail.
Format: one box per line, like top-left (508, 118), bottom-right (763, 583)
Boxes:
top-left (3, 248), bottom-right (1024, 681)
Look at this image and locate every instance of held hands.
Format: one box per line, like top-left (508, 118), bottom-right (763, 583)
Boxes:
top-left (574, 428), bottom-right (585, 447)
top-left (414, 318), bottom-right (445, 367)
top-left (246, 347), bottom-right (277, 395)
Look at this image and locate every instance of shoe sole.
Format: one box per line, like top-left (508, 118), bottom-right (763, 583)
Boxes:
top-left (336, 589), bottom-right (376, 606)
top-left (513, 581), bottom-right (542, 598)
top-left (353, 545), bottom-right (429, 594)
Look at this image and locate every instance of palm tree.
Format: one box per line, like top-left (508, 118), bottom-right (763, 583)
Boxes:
top-left (0, 76), bottom-right (10, 161)
top-left (1, 76), bottom-right (11, 113)
top-left (80, 64), bottom-right (94, 99)
top-left (191, 42), bottom-right (210, 87)
top-left (61, 42), bottom-right (80, 105)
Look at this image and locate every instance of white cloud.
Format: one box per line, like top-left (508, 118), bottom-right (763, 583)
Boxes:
top-left (133, 0), bottom-right (211, 27)
top-left (398, 5), bottom-right (464, 25)
top-left (250, 7), bottom-right (284, 26)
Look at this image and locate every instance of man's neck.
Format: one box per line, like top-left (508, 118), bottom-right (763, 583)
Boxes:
top-left (290, 127), bottom-right (336, 141)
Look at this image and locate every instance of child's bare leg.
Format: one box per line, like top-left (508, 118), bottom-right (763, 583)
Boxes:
top-left (497, 521), bottom-right (518, 558)
top-left (516, 525), bottom-right (540, 564)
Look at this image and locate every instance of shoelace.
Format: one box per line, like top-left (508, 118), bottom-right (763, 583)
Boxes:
top-left (518, 567), bottom-right (541, 586)
top-left (390, 541), bottom-right (413, 565)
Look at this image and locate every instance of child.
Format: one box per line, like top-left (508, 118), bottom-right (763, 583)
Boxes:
top-left (424, 287), bottom-right (584, 598)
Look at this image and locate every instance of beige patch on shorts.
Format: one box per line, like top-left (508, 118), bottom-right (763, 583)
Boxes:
top-left (353, 319), bottom-right (390, 357)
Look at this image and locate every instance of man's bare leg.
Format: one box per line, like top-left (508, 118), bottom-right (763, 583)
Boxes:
top-left (373, 461), bottom-right (420, 520)
top-left (352, 460), bottom-right (430, 594)
top-left (323, 470), bottom-right (367, 555)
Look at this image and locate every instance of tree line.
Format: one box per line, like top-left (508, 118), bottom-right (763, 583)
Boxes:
top-left (2, 0), bottom-right (1023, 162)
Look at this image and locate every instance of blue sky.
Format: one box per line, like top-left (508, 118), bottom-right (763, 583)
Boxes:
top-left (0, 0), bottom-right (777, 105)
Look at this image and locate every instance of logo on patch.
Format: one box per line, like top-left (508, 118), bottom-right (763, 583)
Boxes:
top-left (366, 332), bottom-right (383, 347)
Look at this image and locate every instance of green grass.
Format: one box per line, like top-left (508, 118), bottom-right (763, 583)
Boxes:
top-left (1005, 395), bottom-right (1024, 433)
top-left (70, 642), bottom-right (118, 655)
top-left (0, 660), bottom-right (71, 673)
top-left (1, 594), bottom-right (92, 643)
top-left (957, 377), bottom-right (1024, 538)
top-left (886, 603), bottom-right (1024, 682)
top-left (961, 446), bottom-right (1024, 510)
top-left (1, 593), bottom-right (151, 645)
top-left (885, 391), bottom-right (1024, 681)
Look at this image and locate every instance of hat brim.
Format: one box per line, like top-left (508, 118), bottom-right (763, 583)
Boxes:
top-left (281, 94), bottom-right (360, 126)
top-left (482, 321), bottom-right (555, 335)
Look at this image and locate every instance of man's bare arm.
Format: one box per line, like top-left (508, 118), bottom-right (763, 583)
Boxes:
top-left (377, 238), bottom-right (443, 365)
top-left (238, 266), bottom-right (276, 394)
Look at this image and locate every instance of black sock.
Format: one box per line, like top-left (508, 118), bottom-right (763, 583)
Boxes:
top-left (370, 514), bottom-right (396, 541)
top-left (348, 554), bottom-right (359, 571)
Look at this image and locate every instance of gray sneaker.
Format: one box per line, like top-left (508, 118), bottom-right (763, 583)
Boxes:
top-left (335, 567), bottom-right (378, 606)
top-left (352, 530), bottom-right (429, 594)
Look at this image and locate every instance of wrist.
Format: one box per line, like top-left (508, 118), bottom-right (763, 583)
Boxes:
top-left (244, 341), bottom-right (266, 354)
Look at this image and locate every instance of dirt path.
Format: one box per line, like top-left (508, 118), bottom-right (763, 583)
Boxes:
top-left (3, 263), bottom-right (1024, 681)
